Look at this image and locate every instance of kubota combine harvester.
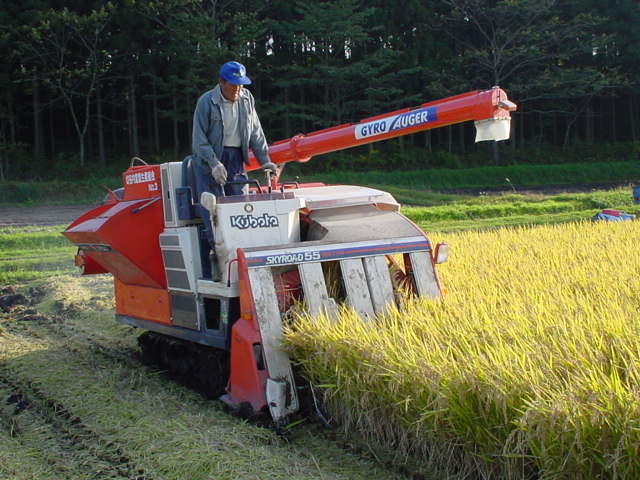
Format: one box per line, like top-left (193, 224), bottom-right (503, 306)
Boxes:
top-left (63, 87), bottom-right (516, 423)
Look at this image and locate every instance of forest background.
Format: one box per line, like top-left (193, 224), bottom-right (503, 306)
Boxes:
top-left (0, 0), bottom-right (639, 182)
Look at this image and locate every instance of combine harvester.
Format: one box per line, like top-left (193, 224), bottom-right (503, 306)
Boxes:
top-left (63, 87), bottom-right (516, 423)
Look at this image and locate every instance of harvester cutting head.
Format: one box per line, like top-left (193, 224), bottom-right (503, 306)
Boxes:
top-left (199, 182), bottom-right (447, 421)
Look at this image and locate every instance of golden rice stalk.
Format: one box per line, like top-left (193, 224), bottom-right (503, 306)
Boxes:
top-left (284, 220), bottom-right (640, 479)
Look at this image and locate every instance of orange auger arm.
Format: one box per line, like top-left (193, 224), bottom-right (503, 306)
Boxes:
top-left (246, 87), bottom-right (517, 172)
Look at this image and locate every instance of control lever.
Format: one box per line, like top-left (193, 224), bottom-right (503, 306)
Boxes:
top-left (264, 164), bottom-right (280, 193)
top-left (220, 178), bottom-right (262, 197)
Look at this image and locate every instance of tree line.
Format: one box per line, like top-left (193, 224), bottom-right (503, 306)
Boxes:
top-left (0, 0), bottom-right (638, 179)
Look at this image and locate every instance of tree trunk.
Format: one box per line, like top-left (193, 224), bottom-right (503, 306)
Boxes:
top-left (610, 91), bottom-right (617, 142)
top-left (0, 126), bottom-right (6, 181)
top-left (529, 111), bottom-right (536, 142)
top-left (79, 135), bottom-right (85, 167)
top-left (146, 95), bottom-right (153, 152)
top-left (539, 112), bottom-right (544, 143)
top-left (87, 119), bottom-right (94, 161)
top-left (48, 101), bottom-right (55, 161)
top-left (7, 91), bottom-right (16, 144)
top-left (585, 99), bottom-right (594, 144)
top-left (76, 127), bottom-right (86, 167)
top-left (32, 74), bottom-right (44, 161)
top-left (129, 75), bottom-right (140, 156)
top-left (63, 91), bottom-right (88, 166)
top-left (284, 85), bottom-right (291, 138)
top-left (458, 123), bottom-right (465, 154)
top-left (492, 141), bottom-right (500, 165)
top-left (152, 79), bottom-right (160, 151)
top-left (96, 83), bottom-right (106, 167)
top-left (186, 93), bottom-right (193, 147)
top-left (563, 115), bottom-right (574, 150)
top-left (299, 85), bottom-right (306, 132)
top-left (629, 94), bottom-right (637, 142)
top-left (510, 114), bottom-right (516, 151)
top-left (112, 102), bottom-right (118, 154)
top-left (425, 130), bottom-right (432, 153)
top-left (324, 83), bottom-right (330, 124)
top-left (172, 93), bottom-right (179, 158)
top-left (447, 125), bottom-right (452, 153)
top-left (66, 102), bottom-right (72, 139)
top-left (127, 90), bottom-right (133, 154)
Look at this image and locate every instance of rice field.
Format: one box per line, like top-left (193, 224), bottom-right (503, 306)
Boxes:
top-left (285, 220), bottom-right (640, 479)
top-left (2, 188), bottom-right (639, 478)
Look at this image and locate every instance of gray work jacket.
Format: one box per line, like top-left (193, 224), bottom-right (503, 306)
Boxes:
top-left (191, 85), bottom-right (270, 169)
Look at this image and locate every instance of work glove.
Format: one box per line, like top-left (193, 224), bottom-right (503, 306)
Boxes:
top-left (211, 162), bottom-right (227, 185)
top-left (261, 161), bottom-right (278, 174)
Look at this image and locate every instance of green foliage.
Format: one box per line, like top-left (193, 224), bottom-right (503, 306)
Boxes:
top-left (1, 0), bottom-right (638, 176)
top-left (401, 187), bottom-right (640, 231)
top-left (0, 225), bottom-right (75, 283)
top-left (282, 142), bottom-right (640, 178)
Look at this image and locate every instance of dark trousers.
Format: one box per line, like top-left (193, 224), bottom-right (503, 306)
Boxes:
top-left (194, 147), bottom-right (247, 249)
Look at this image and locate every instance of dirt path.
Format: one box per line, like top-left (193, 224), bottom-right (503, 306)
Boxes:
top-left (0, 205), bottom-right (94, 227)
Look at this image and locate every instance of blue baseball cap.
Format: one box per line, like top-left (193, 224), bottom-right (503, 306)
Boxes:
top-left (219, 61), bottom-right (252, 85)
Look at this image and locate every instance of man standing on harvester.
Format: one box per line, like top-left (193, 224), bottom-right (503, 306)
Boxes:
top-left (191, 60), bottom-right (277, 252)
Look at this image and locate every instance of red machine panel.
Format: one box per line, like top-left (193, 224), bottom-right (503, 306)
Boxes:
top-left (122, 165), bottom-right (162, 200)
top-left (115, 278), bottom-right (171, 325)
top-left (63, 197), bottom-right (166, 288)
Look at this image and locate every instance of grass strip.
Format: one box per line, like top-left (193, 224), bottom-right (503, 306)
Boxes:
top-left (0, 225), bottom-right (75, 284)
top-left (0, 228), bottom-right (69, 250)
top-left (412, 209), bottom-right (602, 232)
top-left (3, 160), bottom-right (640, 207)
top-left (399, 187), bottom-right (639, 231)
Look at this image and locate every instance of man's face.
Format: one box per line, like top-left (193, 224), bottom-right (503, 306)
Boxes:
top-left (220, 79), bottom-right (243, 102)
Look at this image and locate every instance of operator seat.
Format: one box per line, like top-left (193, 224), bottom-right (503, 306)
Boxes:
top-left (177, 155), bottom-right (216, 279)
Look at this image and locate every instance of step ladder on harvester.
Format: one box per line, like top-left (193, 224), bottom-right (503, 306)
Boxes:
top-left (206, 185), bottom-right (450, 421)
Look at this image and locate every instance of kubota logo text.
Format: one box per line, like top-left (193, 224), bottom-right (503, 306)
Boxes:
top-left (230, 213), bottom-right (279, 230)
top-left (355, 106), bottom-right (437, 140)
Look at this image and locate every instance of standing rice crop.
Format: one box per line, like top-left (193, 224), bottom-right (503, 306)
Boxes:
top-left (284, 220), bottom-right (640, 479)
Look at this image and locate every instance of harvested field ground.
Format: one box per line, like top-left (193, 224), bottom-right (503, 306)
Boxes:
top-left (0, 276), bottom-right (423, 480)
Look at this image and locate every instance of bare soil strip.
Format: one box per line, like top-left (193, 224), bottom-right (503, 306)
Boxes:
top-left (0, 205), bottom-right (93, 227)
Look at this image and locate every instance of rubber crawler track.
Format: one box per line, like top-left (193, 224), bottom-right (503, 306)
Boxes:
top-left (138, 331), bottom-right (230, 399)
